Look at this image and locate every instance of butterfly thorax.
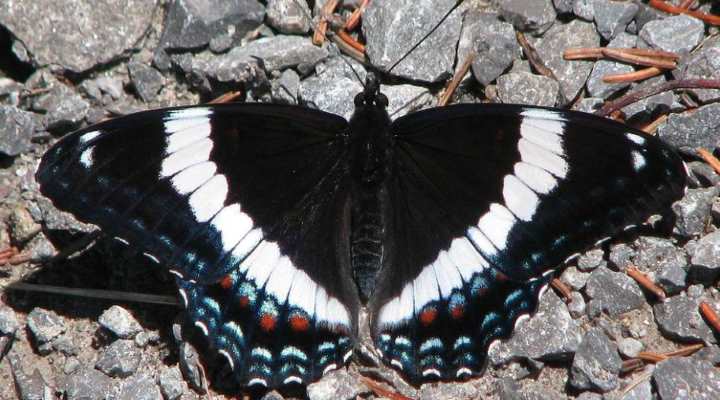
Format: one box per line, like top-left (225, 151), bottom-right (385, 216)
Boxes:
top-left (348, 76), bottom-right (393, 300)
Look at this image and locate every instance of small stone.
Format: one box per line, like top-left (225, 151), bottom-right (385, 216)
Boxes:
top-left (8, 205), bottom-right (41, 244)
top-left (573, 0), bottom-right (595, 21)
top-left (0, 0), bottom-right (156, 73)
top-left (673, 187), bottom-right (719, 238)
top-left (266, 0), bottom-right (312, 34)
top-left (98, 305), bottom-right (143, 339)
top-left (307, 369), bottom-right (368, 400)
top-left (0, 306), bottom-right (20, 335)
top-left (489, 291), bottom-right (582, 365)
top-left (30, 74), bottom-right (90, 131)
top-left (688, 161), bottom-right (720, 187)
top-left (52, 334), bottom-right (79, 356)
top-left (592, 0), bottom-right (639, 40)
top-left (570, 328), bottom-right (622, 392)
top-left (118, 374), bottom-right (162, 400)
top-left (418, 381), bottom-right (479, 400)
top-left (553, 0), bottom-right (574, 14)
top-left (457, 11), bottom-right (521, 86)
top-left (639, 14), bottom-right (705, 55)
top-left (658, 103), bottom-right (720, 151)
top-left (261, 391), bottom-right (285, 400)
top-left (561, 266), bottom-right (591, 291)
top-left (380, 84), bottom-right (433, 119)
top-left (64, 357), bottom-right (81, 375)
top-left (568, 291), bottom-right (587, 318)
top-left (497, 72), bottom-right (559, 107)
top-left (271, 69), bottom-right (300, 104)
top-left (300, 74), bottom-right (363, 120)
top-left (608, 243), bottom-right (635, 269)
top-left (674, 35), bottom-right (720, 103)
top-left (158, 0), bottom-right (265, 52)
top-left (128, 62), bottom-right (164, 103)
top-left (209, 33), bottom-right (234, 53)
top-left (586, 33), bottom-right (637, 99)
top-left (657, 262), bottom-right (688, 295)
top-left (0, 105), bottom-right (37, 156)
top-left (692, 345), bottom-right (720, 365)
top-left (621, 379), bottom-right (653, 400)
top-left (179, 341), bottom-right (206, 393)
top-left (690, 230), bottom-right (720, 284)
top-left (618, 337), bottom-right (643, 358)
top-left (530, 19), bottom-right (599, 102)
top-left (654, 289), bottom-right (717, 345)
top-left (158, 367), bottom-right (185, 400)
top-left (94, 76), bottom-right (124, 101)
top-left (653, 357), bottom-right (720, 399)
top-left (64, 367), bottom-right (113, 400)
top-left (362, 0), bottom-right (462, 82)
top-left (577, 248), bottom-right (606, 272)
top-left (134, 330), bottom-right (160, 348)
top-left (11, 367), bottom-right (52, 400)
top-left (27, 308), bottom-right (65, 347)
top-left (585, 266), bottom-right (645, 318)
top-left (496, 0), bottom-right (556, 35)
top-left (632, 236), bottom-right (687, 274)
top-left (95, 339), bottom-right (141, 378)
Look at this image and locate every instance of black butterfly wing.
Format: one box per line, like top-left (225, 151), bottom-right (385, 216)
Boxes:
top-left (370, 104), bottom-right (686, 381)
top-left (36, 104), bottom-right (360, 388)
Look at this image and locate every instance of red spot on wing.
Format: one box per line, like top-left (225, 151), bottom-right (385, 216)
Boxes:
top-left (260, 314), bottom-right (276, 332)
top-left (238, 296), bottom-right (250, 308)
top-left (450, 305), bottom-right (464, 319)
top-left (419, 307), bottom-right (437, 326)
top-left (219, 275), bottom-right (233, 289)
top-left (289, 314), bottom-right (310, 332)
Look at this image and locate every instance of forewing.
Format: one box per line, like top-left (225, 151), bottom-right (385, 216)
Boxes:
top-left (371, 104), bottom-right (687, 381)
top-left (36, 104), bottom-right (360, 388)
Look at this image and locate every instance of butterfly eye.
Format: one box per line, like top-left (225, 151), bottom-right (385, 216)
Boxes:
top-left (377, 93), bottom-right (389, 107)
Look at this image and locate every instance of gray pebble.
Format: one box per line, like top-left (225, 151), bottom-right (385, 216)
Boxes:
top-left (577, 248), bottom-right (606, 272)
top-left (658, 103), bottom-right (720, 151)
top-left (561, 266), bottom-right (591, 291)
top-left (573, 0), bottom-right (595, 21)
top-left (585, 33), bottom-right (637, 98)
top-left (95, 339), bottom-right (141, 378)
top-left (585, 266), bottom-right (644, 318)
top-left (64, 367), bottom-right (113, 400)
top-left (118, 374), bottom-right (162, 400)
top-left (0, 306), bottom-right (19, 336)
top-left (307, 369), bottom-right (368, 400)
top-left (26, 308), bottom-right (65, 347)
top-left (653, 357), bottom-right (720, 399)
top-left (489, 291), bottom-right (582, 365)
top-left (572, 97), bottom-right (604, 113)
top-left (457, 11), bottom-right (520, 86)
top-left (128, 62), bottom-right (164, 103)
top-left (553, 0), bottom-right (574, 14)
top-left (8, 205), bottom-right (40, 244)
top-left (11, 366), bottom-right (52, 400)
top-left (418, 381), bottom-right (479, 400)
top-left (497, 72), bottom-right (559, 107)
top-left (654, 289), bottom-right (717, 345)
top-left (362, 0), bottom-right (462, 82)
top-left (674, 35), bottom-right (720, 103)
top-left (622, 379), bottom-right (653, 400)
top-left (632, 236), bottom-right (687, 275)
top-left (592, 0), bottom-right (639, 40)
top-left (209, 33), bottom-right (234, 53)
top-left (657, 262), bottom-right (688, 296)
top-left (271, 69), bottom-right (300, 105)
top-left (381, 84), bottom-right (433, 119)
top-left (673, 187), bottom-right (719, 238)
top-left (158, 367), bottom-right (185, 400)
top-left (64, 357), bottom-right (81, 375)
top-left (568, 291), bottom-right (587, 318)
top-left (0, 106), bottom-right (37, 157)
top-left (300, 74), bottom-right (362, 120)
top-left (266, 0), bottom-right (312, 34)
top-left (0, 0), bottom-right (156, 73)
top-left (30, 75), bottom-right (90, 132)
top-left (617, 337), bottom-right (643, 358)
top-left (688, 161), bottom-right (720, 187)
top-left (690, 229), bottom-right (720, 284)
top-left (608, 243), bottom-right (635, 269)
top-left (496, 0), bottom-right (556, 35)
top-left (98, 305), bottom-right (143, 339)
top-left (575, 392), bottom-right (602, 400)
top-left (570, 328), bottom-right (622, 392)
top-left (639, 14), bottom-right (705, 55)
top-left (621, 75), bottom-right (681, 120)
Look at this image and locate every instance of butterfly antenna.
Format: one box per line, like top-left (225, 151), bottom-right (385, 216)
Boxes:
top-left (292, 0), bottom-right (368, 90)
top-left (387, 0), bottom-right (464, 74)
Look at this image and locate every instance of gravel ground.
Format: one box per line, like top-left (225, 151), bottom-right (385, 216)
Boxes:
top-left (1, 0), bottom-right (720, 399)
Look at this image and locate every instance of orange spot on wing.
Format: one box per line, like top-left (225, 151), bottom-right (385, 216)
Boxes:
top-left (419, 307), bottom-right (438, 326)
top-left (260, 314), bottom-right (276, 332)
top-left (238, 296), bottom-right (250, 308)
top-left (289, 314), bottom-right (310, 332)
top-left (219, 275), bottom-right (233, 289)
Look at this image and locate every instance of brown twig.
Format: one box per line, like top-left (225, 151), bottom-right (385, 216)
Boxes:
top-left (626, 266), bottom-right (666, 300)
top-left (620, 358), bottom-right (646, 374)
top-left (516, 32), bottom-right (556, 79)
top-left (337, 29), bottom-right (365, 53)
top-left (649, 0), bottom-right (720, 25)
top-left (636, 351), bottom-right (668, 363)
top-left (640, 114), bottom-right (667, 134)
top-left (360, 376), bottom-right (414, 400)
top-left (344, 0), bottom-right (369, 31)
top-left (437, 53), bottom-right (475, 107)
top-left (603, 67), bottom-right (664, 84)
top-left (550, 278), bottom-right (573, 303)
top-left (595, 79), bottom-right (720, 116)
top-left (700, 302), bottom-right (720, 333)
top-left (662, 343), bottom-right (705, 358)
top-left (330, 34), bottom-right (367, 63)
top-left (312, 0), bottom-right (340, 45)
top-left (697, 148), bottom-right (720, 175)
top-left (600, 48), bottom-right (677, 69)
top-left (564, 47), bottom-right (679, 61)
top-left (208, 91), bottom-right (243, 104)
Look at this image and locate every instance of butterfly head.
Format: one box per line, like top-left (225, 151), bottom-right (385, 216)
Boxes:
top-left (354, 72), bottom-right (388, 110)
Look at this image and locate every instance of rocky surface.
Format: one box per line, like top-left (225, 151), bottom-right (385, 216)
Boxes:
top-left (0, 1), bottom-right (719, 399)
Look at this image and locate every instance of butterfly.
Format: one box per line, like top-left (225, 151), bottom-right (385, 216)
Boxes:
top-left (35, 62), bottom-right (687, 390)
